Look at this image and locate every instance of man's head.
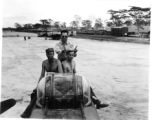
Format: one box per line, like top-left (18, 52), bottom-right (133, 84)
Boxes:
top-left (45, 48), bottom-right (54, 60)
top-left (61, 30), bottom-right (68, 43)
top-left (66, 50), bottom-right (75, 61)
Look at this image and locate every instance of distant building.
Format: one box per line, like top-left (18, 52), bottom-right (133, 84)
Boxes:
top-left (104, 25), bottom-right (150, 36)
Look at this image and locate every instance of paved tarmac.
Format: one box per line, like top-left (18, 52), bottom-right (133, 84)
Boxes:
top-left (1, 34), bottom-right (150, 120)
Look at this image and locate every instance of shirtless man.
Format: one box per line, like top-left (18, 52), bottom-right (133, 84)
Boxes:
top-left (62, 50), bottom-right (109, 109)
top-left (21, 48), bottom-right (63, 118)
top-left (62, 50), bottom-right (76, 73)
top-left (38, 48), bottom-right (63, 82)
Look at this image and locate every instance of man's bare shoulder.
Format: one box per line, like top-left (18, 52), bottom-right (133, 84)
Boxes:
top-left (62, 60), bottom-right (68, 65)
top-left (62, 60), bottom-right (75, 65)
top-left (42, 59), bottom-right (48, 65)
top-left (53, 58), bottom-right (59, 63)
top-left (72, 60), bottom-right (75, 64)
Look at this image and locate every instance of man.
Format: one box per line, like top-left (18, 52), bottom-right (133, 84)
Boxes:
top-left (24, 36), bottom-right (26, 41)
top-left (21, 48), bottom-right (63, 118)
top-left (38, 48), bottom-right (63, 82)
top-left (62, 50), bottom-right (109, 109)
top-left (62, 50), bottom-right (76, 73)
top-left (55, 30), bottom-right (77, 62)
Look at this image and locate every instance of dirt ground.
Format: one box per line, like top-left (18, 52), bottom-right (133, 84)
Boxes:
top-left (1, 32), bottom-right (150, 120)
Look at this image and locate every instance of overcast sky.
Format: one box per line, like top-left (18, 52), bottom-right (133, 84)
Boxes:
top-left (2, 0), bottom-right (151, 28)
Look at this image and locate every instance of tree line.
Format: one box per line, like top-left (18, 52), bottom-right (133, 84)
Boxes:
top-left (14, 19), bottom-right (66, 31)
top-left (14, 6), bottom-right (150, 31)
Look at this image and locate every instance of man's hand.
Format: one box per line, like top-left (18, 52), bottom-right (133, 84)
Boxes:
top-left (57, 51), bottom-right (61, 55)
top-left (57, 50), bottom-right (66, 55)
top-left (61, 50), bottom-right (66, 54)
top-left (74, 46), bottom-right (78, 56)
top-left (74, 49), bottom-right (78, 57)
top-left (74, 52), bottom-right (77, 57)
top-left (74, 49), bottom-right (78, 52)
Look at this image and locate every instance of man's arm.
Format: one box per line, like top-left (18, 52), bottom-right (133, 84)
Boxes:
top-left (73, 61), bottom-right (76, 73)
top-left (55, 43), bottom-right (62, 55)
top-left (57, 60), bottom-right (63, 73)
top-left (62, 62), bottom-right (67, 73)
top-left (38, 61), bottom-right (45, 83)
top-left (70, 44), bottom-right (78, 57)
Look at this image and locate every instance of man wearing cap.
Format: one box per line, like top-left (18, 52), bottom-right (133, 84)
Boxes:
top-left (21, 48), bottom-right (63, 118)
top-left (38, 48), bottom-right (63, 82)
top-left (55, 30), bottom-right (77, 62)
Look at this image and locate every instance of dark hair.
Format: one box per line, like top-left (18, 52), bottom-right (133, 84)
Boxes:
top-left (45, 48), bottom-right (54, 54)
top-left (61, 30), bottom-right (68, 36)
top-left (66, 50), bottom-right (74, 55)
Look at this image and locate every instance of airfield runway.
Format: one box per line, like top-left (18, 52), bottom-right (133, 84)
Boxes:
top-left (1, 32), bottom-right (149, 120)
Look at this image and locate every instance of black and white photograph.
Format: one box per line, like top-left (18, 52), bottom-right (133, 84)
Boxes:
top-left (1, 0), bottom-right (151, 119)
